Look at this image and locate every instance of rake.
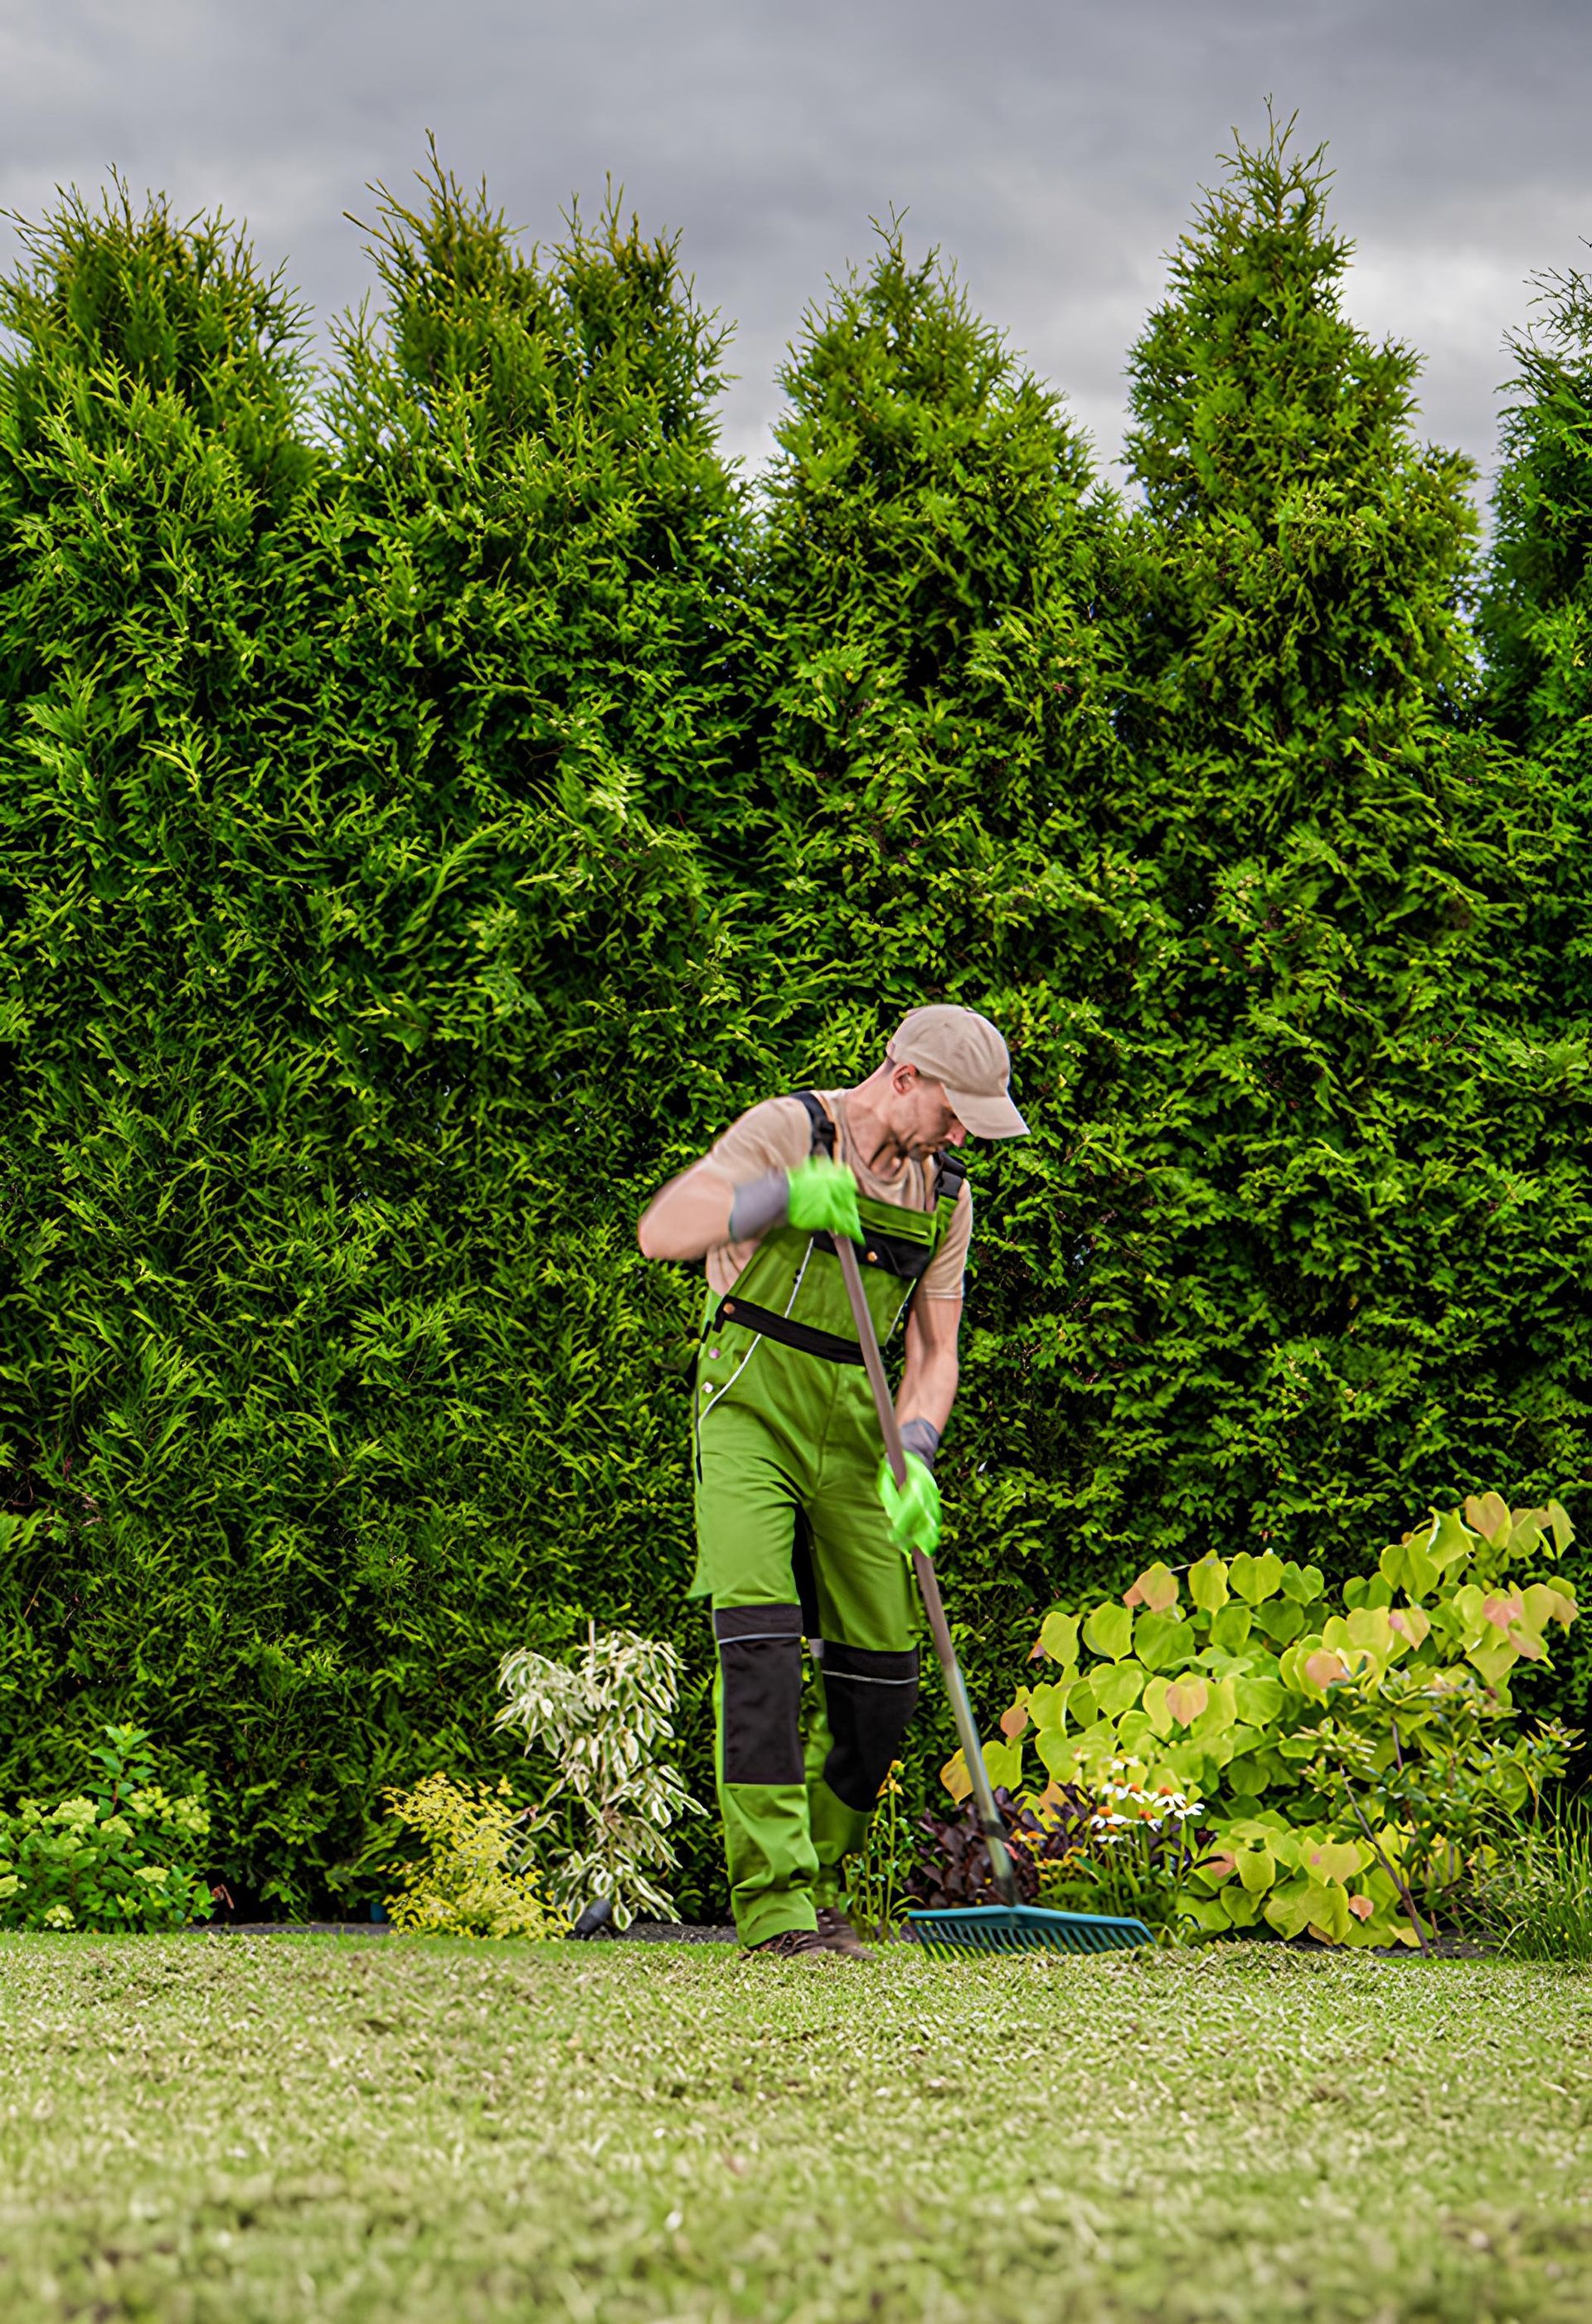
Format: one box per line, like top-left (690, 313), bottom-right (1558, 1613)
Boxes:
top-left (833, 1235), bottom-right (1150, 1959)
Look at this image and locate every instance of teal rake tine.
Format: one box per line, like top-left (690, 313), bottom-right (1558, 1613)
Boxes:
top-left (903, 1905), bottom-right (1153, 1957)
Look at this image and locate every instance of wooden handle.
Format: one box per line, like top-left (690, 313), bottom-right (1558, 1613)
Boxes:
top-left (832, 1236), bottom-right (1019, 1909)
top-left (835, 1236), bottom-right (909, 1488)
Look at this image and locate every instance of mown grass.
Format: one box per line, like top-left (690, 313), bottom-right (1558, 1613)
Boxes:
top-left (1, 1933), bottom-right (1589, 2322)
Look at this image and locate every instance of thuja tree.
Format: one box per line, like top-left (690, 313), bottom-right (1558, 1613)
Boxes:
top-left (1478, 263), bottom-right (1592, 1733)
top-left (1480, 263), bottom-right (1592, 757)
top-left (5, 141), bottom-right (1588, 1914)
top-left (737, 226), bottom-right (1135, 1764)
top-left (304, 158), bottom-right (752, 1907)
top-left (0, 183), bottom-right (328, 1883)
top-left (0, 165), bottom-right (747, 1912)
top-left (1050, 117), bottom-right (1591, 1665)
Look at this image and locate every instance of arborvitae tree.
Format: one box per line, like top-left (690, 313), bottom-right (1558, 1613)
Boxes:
top-left (1475, 264), bottom-right (1592, 1734)
top-left (742, 226), bottom-right (1134, 1754)
top-left (1480, 264), bottom-right (1592, 757)
top-left (3, 143), bottom-right (1585, 1914)
top-left (1125, 122), bottom-right (1479, 766)
top-left (1060, 119), bottom-right (1589, 1655)
top-left (299, 157), bottom-right (753, 1905)
top-left (0, 185), bottom-right (328, 1885)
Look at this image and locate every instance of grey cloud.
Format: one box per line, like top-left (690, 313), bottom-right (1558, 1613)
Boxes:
top-left (2, 0), bottom-right (1589, 491)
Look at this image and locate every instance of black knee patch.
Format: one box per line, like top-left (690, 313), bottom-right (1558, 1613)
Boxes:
top-left (715, 1604), bottom-right (805, 1786)
top-left (817, 1642), bottom-right (920, 1812)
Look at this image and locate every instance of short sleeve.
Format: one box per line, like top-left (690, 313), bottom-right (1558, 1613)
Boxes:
top-left (702, 1095), bottom-right (813, 1186)
top-left (918, 1177), bottom-right (973, 1299)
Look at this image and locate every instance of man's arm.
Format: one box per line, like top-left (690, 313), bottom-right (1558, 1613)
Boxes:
top-left (637, 1100), bottom-right (862, 1263)
top-left (636, 1161), bottom-right (738, 1262)
top-left (897, 1293), bottom-right (961, 1441)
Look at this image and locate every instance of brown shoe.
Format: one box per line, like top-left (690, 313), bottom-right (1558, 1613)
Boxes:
top-left (815, 1906), bottom-right (872, 1959)
top-left (744, 1927), bottom-right (831, 1962)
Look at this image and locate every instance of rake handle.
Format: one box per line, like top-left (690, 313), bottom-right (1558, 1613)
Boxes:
top-left (833, 1235), bottom-right (1020, 1911)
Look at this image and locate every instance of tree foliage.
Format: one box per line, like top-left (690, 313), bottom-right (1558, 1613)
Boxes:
top-left (0, 166), bottom-right (744, 1912)
top-left (0, 131), bottom-right (1585, 1919)
top-left (1481, 262), bottom-right (1592, 758)
top-left (1042, 119), bottom-right (1590, 1592)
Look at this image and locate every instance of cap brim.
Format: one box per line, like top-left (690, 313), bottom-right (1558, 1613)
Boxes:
top-left (946, 1085), bottom-right (1029, 1139)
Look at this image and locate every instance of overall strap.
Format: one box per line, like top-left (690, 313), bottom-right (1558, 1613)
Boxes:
top-left (931, 1146), bottom-right (968, 1212)
top-left (794, 1089), bottom-right (835, 1158)
top-left (794, 1089), bottom-right (940, 1282)
top-left (709, 1292), bottom-right (864, 1366)
top-left (797, 1091), bottom-right (964, 1262)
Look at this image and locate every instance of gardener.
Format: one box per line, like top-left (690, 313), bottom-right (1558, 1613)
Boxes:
top-left (638, 1006), bottom-right (1028, 1960)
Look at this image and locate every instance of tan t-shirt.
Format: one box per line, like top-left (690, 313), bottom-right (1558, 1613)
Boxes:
top-left (700, 1089), bottom-right (973, 1301)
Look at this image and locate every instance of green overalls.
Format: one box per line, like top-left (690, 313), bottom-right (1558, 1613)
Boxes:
top-left (690, 1092), bottom-right (965, 1945)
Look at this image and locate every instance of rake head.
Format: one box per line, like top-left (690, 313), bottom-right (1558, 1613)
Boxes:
top-left (905, 1904), bottom-right (1152, 1957)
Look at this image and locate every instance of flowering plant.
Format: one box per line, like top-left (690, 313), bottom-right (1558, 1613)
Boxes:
top-left (1031, 1757), bottom-right (1212, 1933)
top-left (908, 1762), bottom-right (1212, 1933)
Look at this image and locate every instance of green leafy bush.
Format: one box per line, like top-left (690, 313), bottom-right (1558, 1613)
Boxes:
top-left (0, 1725), bottom-right (211, 1931)
top-left (973, 1495), bottom-right (1580, 1946)
top-left (383, 1773), bottom-right (556, 1940)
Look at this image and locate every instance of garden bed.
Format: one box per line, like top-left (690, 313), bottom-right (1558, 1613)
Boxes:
top-left (2, 1930), bottom-right (1587, 2322)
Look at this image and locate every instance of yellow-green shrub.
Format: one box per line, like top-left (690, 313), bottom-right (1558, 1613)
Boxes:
top-left (383, 1773), bottom-right (556, 1940)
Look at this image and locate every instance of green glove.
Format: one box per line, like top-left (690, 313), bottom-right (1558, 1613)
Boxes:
top-left (787, 1156), bottom-right (863, 1243)
top-left (877, 1453), bottom-right (941, 1558)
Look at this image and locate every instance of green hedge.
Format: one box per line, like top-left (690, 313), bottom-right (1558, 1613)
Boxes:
top-left (2, 127), bottom-right (1587, 1918)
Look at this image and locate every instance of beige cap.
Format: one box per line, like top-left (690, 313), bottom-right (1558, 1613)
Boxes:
top-left (888, 1005), bottom-right (1029, 1139)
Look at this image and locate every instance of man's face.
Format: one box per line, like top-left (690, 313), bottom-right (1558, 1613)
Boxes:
top-left (891, 1065), bottom-right (967, 1158)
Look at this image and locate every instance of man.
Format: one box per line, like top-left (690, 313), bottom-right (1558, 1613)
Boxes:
top-left (637, 1005), bottom-right (1028, 1959)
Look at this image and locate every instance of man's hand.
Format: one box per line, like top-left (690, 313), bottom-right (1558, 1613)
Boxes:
top-left (877, 1452), bottom-right (941, 1557)
top-left (787, 1156), bottom-right (863, 1243)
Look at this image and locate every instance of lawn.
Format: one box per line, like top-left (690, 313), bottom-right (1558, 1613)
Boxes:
top-left (1, 1933), bottom-right (1588, 2323)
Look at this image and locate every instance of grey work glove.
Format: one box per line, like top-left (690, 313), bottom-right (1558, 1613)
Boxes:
top-left (899, 1417), bottom-right (942, 1473)
top-left (728, 1159), bottom-right (863, 1244)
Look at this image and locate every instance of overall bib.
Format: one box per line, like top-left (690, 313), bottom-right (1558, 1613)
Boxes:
top-left (691, 1093), bottom-right (965, 1944)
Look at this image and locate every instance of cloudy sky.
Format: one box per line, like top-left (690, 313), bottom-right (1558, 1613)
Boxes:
top-left (3, 1), bottom-right (1589, 497)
